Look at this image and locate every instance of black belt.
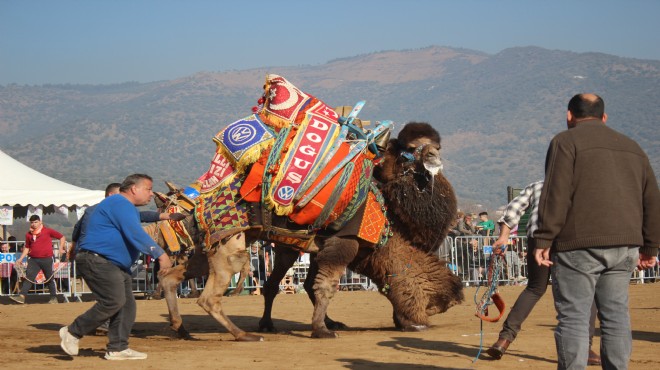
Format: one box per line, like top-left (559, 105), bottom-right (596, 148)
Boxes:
top-left (78, 250), bottom-right (103, 258)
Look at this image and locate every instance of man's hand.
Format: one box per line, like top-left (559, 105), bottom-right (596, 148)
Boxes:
top-left (492, 223), bottom-right (510, 255)
top-left (638, 252), bottom-right (658, 270)
top-left (492, 236), bottom-right (508, 255)
top-left (534, 247), bottom-right (553, 267)
top-left (157, 254), bottom-right (173, 276)
top-left (168, 213), bottom-right (187, 222)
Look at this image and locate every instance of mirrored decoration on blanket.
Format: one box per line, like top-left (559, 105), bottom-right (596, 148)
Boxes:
top-left (183, 185), bottom-right (200, 199)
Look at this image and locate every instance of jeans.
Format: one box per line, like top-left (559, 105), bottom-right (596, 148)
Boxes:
top-left (20, 257), bottom-right (57, 297)
top-left (499, 239), bottom-right (597, 343)
top-left (551, 246), bottom-right (638, 370)
top-left (68, 251), bottom-right (136, 352)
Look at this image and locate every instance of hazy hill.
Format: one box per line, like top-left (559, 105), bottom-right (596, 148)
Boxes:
top-left (1, 46), bottom-right (659, 212)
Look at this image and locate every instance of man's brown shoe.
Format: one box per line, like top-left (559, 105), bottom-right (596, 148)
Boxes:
top-left (587, 349), bottom-right (601, 366)
top-left (487, 338), bottom-right (511, 360)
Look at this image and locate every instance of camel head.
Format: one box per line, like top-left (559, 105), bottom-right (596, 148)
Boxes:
top-left (154, 181), bottom-right (196, 220)
top-left (373, 122), bottom-right (457, 252)
top-left (374, 122), bottom-right (444, 191)
top-left (153, 182), bottom-right (204, 256)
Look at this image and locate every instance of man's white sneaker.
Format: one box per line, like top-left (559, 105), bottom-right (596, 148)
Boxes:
top-left (104, 348), bottom-right (148, 360)
top-left (59, 326), bottom-right (79, 356)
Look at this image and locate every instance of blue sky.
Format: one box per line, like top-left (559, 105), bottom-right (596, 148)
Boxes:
top-left (2, 0), bottom-right (659, 85)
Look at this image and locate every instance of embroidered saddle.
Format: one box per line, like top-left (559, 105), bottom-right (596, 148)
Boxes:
top-left (183, 74), bottom-right (392, 250)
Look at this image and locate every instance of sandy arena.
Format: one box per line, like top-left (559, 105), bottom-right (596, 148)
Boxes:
top-left (0, 284), bottom-right (658, 370)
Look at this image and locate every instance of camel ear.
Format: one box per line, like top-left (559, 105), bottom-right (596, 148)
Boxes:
top-left (154, 191), bottom-right (168, 200)
top-left (154, 192), bottom-right (168, 208)
top-left (164, 181), bottom-right (180, 193)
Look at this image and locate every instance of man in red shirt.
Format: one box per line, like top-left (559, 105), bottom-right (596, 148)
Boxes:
top-left (10, 215), bottom-right (66, 304)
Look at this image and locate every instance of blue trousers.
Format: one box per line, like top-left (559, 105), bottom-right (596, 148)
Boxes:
top-left (68, 251), bottom-right (136, 352)
top-left (551, 246), bottom-right (638, 370)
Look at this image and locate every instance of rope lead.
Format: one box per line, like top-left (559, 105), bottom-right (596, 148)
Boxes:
top-left (472, 253), bottom-right (507, 362)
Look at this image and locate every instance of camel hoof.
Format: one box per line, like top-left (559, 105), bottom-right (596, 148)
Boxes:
top-left (311, 330), bottom-right (339, 339)
top-left (236, 333), bottom-right (264, 342)
top-left (187, 291), bottom-right (200, 299)
top-left (401, 324), bottom-right (428, 332)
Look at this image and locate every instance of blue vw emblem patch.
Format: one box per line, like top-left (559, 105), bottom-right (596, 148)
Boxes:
top-left (216, 114), bottom-right (274, 162)
top-left (227, 123), bottom-right (256, 147)
top-left (277, 186), bottom-right (295, 201)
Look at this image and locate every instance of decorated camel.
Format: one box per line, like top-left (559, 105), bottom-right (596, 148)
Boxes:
top-left (154, 74), bottom-right (463, 340)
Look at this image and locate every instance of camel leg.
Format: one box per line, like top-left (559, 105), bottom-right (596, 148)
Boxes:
top-left (310, 237), bottom-right (359, 338)
top-left (151, 282), bottom-right (164, 300)
top-left (388, 279), bottom-right (430, 331)
top-left (187, 279), bottom-right (200, 298)
top-left (160, 264), bottom-right (194, 339)
top-left (228, 258), bottom-right (250, 297)
top-left (160, 248), bottom-right (209, 339)
top-left (196, 232), bottom-right (263, 342)
top-left (183, 254), bottom-right (203, 299)
top-left (258, 246), bottom-right (299, 332)
top-left (303, 255), bottom-right (347, 330)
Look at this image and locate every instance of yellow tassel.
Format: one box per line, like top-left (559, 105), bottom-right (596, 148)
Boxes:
top-left (259, 111), bottom-right (291, 130)
top-left (213, 139), bottom-right (274, 172)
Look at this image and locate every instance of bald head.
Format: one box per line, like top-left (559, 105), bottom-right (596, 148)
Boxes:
top-left (568, 93), bottom-right (604, 119)
top-left (567, 93), bottom-right (607, 128)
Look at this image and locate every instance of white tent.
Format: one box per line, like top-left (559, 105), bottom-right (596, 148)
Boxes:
top-left (0, 149), bottom-right (104, 207)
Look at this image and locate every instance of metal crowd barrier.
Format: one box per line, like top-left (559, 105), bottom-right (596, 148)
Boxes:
top-left (452, 235), bottom-right (528, 286)
top-left (2, 237), bottom-right (659, 302)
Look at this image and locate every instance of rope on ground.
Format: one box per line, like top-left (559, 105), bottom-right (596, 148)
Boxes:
top-left (13, 257), bottom-right (68, 293)
top-left (472, 252), bottom-right (507, 363)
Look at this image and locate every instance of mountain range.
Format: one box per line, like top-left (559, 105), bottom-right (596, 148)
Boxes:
top-left (1, 45), bottom-right (659, 212)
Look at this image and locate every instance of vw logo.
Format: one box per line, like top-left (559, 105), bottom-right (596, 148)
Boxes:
top-left (277, 186), bottom-right (294, 201)
top-left (226, 123), bottom-right (257, 146)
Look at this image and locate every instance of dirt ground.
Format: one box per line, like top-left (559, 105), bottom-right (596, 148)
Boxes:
top-left (0, 284), bottom-right (658, 370)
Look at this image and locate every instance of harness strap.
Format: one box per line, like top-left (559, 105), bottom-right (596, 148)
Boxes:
top-left (475, 253), bottom-right (507, 323)
top-left (475, 291), bottom-right (506, 322)
top-left (159, 221), bottom-right (181, 253)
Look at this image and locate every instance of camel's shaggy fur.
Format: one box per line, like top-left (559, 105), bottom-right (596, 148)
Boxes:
top-left (351, 233), bottom-right (464, 329)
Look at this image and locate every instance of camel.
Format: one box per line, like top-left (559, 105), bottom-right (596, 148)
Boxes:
top-left (155, 75), bottom-right (463, 340)
top-left (256, 122), bottom-right (462, 333)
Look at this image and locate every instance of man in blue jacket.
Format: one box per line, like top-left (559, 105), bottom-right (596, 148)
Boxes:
top-left (59, 174), bottom-right (172, 361)
top-left (69, 181), bottom-right (185, 335)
